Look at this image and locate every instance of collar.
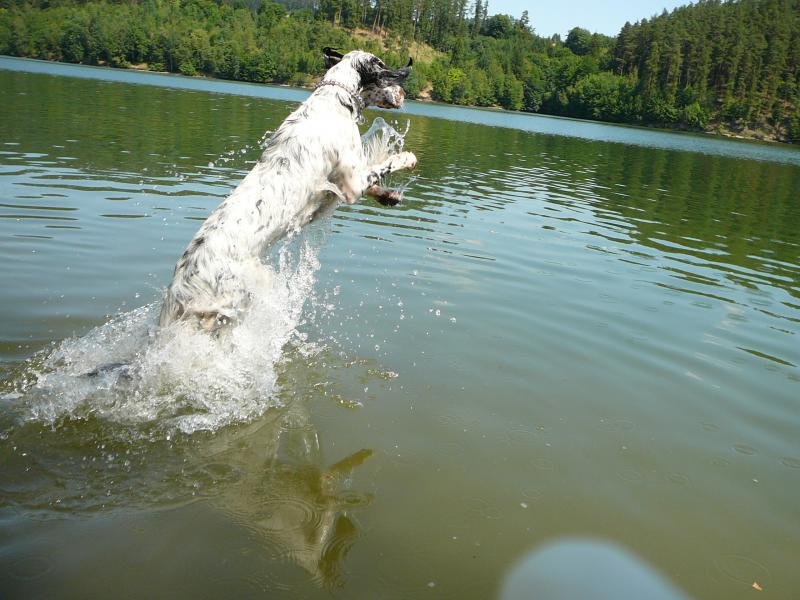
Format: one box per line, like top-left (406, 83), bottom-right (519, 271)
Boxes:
top-left (315, 80), bottom-right (365, 123)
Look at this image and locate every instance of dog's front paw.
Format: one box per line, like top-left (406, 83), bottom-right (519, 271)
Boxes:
top-left (399, 151), bottom-right (417, 170)
top-left (388, 151), bottom-right (416, 172)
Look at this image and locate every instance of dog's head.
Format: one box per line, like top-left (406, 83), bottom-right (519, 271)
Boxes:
top-left (322, 48), bottom-right (412, 109)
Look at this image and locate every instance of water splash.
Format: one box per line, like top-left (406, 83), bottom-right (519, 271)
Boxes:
top-left (361, 117), bottom-right (408, 165)
top-left (2, 117), bottom-right (411, 436)
top-left (5, 236), bottom-right (323, 435)
top-left (360, 118), bottom-right (413, 205)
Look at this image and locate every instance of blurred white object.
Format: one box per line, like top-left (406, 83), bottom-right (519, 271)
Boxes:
top-left (500, 538), bottom-right (689, 600)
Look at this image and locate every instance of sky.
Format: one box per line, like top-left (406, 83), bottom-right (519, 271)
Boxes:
top-left (486, 0), bottom-right (691, 37)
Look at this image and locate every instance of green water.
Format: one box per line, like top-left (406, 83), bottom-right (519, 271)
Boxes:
top-left (1, 57), bottom-right (799, 599)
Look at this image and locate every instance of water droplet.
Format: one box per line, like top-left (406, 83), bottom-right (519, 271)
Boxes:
top-left (667, 473), bottom-right (690, 485)
top-left (617, 468), bottom-right (643, 482)
top-left (532, 457), bottom-right (554, 471)
top-left (467, 497), bottom-right (503, 519)
top-left (733, 444), bottom-right (757, 455)
top-left (714, 554), bottom-right (770, 585)
top-left (522, 488), bottom-right (543, 502)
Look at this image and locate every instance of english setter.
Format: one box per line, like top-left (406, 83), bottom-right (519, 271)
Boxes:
top-left (158, 48), bottom-right (417, 331)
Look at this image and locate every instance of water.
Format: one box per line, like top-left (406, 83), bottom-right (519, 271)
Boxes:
top-left (1, 57), bottom-right (799, 598)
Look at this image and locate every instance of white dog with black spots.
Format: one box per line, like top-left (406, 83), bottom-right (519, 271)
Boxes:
top-left (159, 48), bottom-right (417, 331)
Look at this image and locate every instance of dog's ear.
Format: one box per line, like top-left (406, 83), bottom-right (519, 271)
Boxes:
top-left (395, 57), bottom-right (413, 79)
top-left (322, 47), bottom-right (344, 68)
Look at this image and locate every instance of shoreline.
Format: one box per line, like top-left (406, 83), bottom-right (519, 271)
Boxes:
top-left (123, 62), bottom-right (795, 146)
top-left (2, 55), bottom-right (795, 147)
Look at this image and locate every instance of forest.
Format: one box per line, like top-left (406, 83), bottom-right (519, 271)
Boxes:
top-left (0, 0), bottom-right (798, 142)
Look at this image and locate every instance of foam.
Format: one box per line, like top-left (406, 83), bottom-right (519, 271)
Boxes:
top-left (5, 237), bottom-right (317, 434)
top-left (3, 118), bottom-right (410, 436)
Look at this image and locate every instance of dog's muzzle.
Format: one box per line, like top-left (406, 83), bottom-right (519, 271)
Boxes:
top-left (376, 85), bottom-right (406, 109)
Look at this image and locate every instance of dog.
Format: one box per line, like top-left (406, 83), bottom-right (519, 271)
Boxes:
top-left (158, 48), bottom-right (417, 332)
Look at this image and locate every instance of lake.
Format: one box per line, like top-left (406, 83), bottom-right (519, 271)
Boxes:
top-left (1, 56), bottom-right (799, 599)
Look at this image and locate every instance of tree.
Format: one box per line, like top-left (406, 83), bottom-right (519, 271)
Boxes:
top-left (2, 0), bottom-right (797, 142)
top-left (518, 9), bottom-right (530, 32)
top-left (565, 27), bottom-right (591, 55)
top-left (481, 14), bottom-right (513, 38)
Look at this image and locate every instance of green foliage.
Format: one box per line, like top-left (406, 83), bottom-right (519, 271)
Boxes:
top-left (613, 0), bottom-right (800, 136)
top-left (430, 64), bottom-right (470, 104)
top-left (493, 75), bottom-right (521, 110)
top-left (566, 72), bottom-right (635, 121)
top-left (644, 94), bottom-right (679, 124)
top-left (565, 27), bottom-right (591, 56)
top-left (681, 102), bottom-right (710, 130)
top-left (0, 0), bottom-right (371, 83)
top-left (481, 14), bottom-right (515, 39)
top-left (789, 108), bottom-right (800, 143)
top-left (0, 0), bottom-right (797, 142)
top-left (402, 66), bottom-right (427, 99)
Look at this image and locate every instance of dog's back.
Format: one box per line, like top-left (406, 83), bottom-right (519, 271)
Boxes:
top-left (159, 49), bottom-right (415, 331)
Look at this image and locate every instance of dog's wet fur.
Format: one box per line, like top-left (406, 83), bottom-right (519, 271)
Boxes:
top-left (157, 48), bottom-right (416, 333)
